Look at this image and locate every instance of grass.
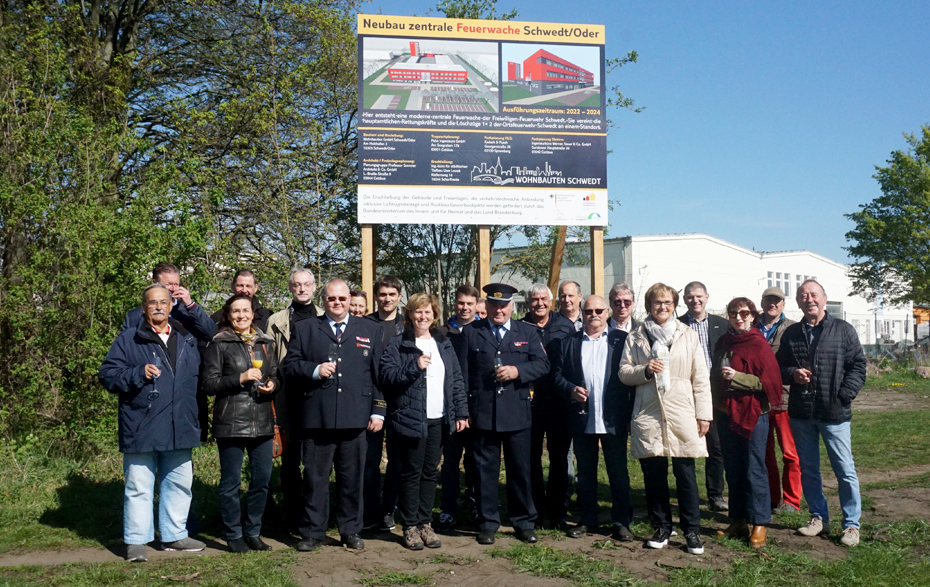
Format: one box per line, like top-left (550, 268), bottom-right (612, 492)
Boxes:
top-left (851, 410), bottom-right (930, 471)
top-left (491, 543), bottom-right (636, 586)
top-left (863, 366), bottom-right (930, 393)
top-left (0, 550), bottom-right (299, 587)
top-left (356, 570), bottom-right (434, 586)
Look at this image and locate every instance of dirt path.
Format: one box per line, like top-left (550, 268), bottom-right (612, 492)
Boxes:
top-left (854, 388), bottom-right (930, 411)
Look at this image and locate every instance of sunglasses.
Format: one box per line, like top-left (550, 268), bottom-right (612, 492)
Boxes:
top-left (326, 296), bottom-right (349, 302)
top-left (583, 308), bottom-right (608, 316)
top-left (727, 310), bottom-right (753, 319)
top-left (611, 299), bottom-right (634, 307)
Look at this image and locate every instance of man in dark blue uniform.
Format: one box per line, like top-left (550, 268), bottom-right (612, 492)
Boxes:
top-left (458, 283), bottom-right (549, 545)
top-left (283, 279), bottom-right (387, 552)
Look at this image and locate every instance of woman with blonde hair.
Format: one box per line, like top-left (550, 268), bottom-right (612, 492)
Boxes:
top-left (379, 293), bottom-right (468, 550)
top-left (619, 282), bottom-right (712, 555)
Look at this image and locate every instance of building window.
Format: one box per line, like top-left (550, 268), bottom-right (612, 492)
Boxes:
top-left (767, 271), bottom-right (773, 287)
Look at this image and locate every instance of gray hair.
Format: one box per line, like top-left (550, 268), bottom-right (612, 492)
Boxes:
top-left (142, 283), bottom-right (171, 304)
top-left (608, 282), bottom-right (634, 301)
top-left (527, 283), bottom-right (553, 300)
top-left (289, 267), bottom-right (316, 287)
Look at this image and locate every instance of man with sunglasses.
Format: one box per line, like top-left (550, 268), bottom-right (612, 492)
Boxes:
top-left (553, 295), bottom-right (636, 541)
top-left (283, 279), bottom-right (387, 552)
top-left (100, 283), bottom-right (206, 562)
top-left (607, 283), bottom-right (640, 333)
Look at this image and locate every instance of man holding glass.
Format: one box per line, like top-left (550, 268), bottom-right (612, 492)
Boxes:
top-left (457, 283), bottom-right (549, 545)
top-left (100, 283), bottom-right (206, 562)
top-left (553, 295), bottom-right (635, 541)
top-left (282, 278), bottom-right (386, 552)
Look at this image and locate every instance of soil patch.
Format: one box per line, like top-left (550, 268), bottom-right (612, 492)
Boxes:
top-left (855, 388), bottom-right (930, 411)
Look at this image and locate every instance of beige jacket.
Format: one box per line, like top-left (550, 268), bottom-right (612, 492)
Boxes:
top-left (266, 304), bottom-right (321, 363)
top-left (619, 320), bottom-right (713, 459)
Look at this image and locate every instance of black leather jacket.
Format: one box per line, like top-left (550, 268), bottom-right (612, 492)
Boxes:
top-left (203, 328), bottom-right (279, 438)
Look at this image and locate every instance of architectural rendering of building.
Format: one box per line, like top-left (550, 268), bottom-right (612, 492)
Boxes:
top-left (507, 48), bottom-right (594, 95)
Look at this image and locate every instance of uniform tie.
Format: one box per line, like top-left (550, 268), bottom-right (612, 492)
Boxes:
top-left (334, 322), bottom-right (344, 342)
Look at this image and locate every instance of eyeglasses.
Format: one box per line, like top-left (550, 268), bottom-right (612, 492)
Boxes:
top-left (611, 299), bottom-right (634, 307)
top-left (728, 310), bottom-right (753, 319)
top-left (326, 296), bottom-right (348, 302)
top-left (145, 300), bottom-right (171, 308)
top-left (583, 308), bottom-right (607, 316)
top-left (652, 301), bottom-right (675, 308)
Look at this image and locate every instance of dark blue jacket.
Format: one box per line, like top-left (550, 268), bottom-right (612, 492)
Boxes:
top-left (379, 328), bottom-right (468, 438)
top-left (521, 310), bottom-right (575, 414)
top-left (552, 329), bottom-right (635, 435)
top-left (282, 314), bottom-right (387, 429)
top-left (122, 301), bottom-right (217, 343)
top-left (99, 318), bottom-right (202, 453)
top-left (776, 312), bottom-right (867, 423)
top-left (457, 318), bottom-right (550, 432)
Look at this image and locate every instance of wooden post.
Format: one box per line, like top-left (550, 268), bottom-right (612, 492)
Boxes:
top-left (547, 226), bottom-right (567, 295)
top-left (590, 226), bottom-right (604, 297)
top-left (477, 225), bottom-right (491, 290)
top-left (361, 224), bottom-right (375, 314)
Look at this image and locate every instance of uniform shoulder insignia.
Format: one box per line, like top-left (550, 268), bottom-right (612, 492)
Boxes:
top-left (374, 399), bottom-right (387, 408)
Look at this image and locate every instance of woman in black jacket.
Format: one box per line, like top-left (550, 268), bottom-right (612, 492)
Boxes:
top-left (203, 293), bottom-right (279, 553)
top-left (379, 293), bottom-right (468, 551)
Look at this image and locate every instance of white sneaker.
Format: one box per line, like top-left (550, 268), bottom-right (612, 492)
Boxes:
top-left (797, 517), bottom-right (830, 537)
top-left (840, 526), bottom-right (860, 547)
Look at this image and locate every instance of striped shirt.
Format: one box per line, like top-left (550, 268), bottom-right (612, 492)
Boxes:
top-left (686, 314), bottom-right (712, 371)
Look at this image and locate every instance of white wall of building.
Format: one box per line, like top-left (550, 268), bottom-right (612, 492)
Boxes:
top-left (491, 233), bottom-right (912, 345)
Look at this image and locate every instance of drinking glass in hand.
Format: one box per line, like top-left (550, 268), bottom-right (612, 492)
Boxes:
top-left (493, 356), bottom-right (504, 395)
top-left (148, 352), bottom-right (162, 401)
top-left (252, 344), bottom-right (266, 391)
top-left (323, 343), bottom-right (339, 388)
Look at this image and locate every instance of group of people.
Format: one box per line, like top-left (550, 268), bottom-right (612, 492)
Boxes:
top-left (99, 263), bottom-right (866, 562)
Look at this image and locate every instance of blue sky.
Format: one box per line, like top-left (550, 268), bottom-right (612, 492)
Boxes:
top-left (360, 0), bottom-right (930, 262)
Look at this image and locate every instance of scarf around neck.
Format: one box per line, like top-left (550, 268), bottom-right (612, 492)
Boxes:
top-left (717, 327), bottom-right (783, 438)
top-left (643, 317), bottom-right (681, 394)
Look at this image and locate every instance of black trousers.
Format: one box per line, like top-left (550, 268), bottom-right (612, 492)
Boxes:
top-left (704, 409), bottom-right (726, 499)
top-left (363, 428), bottom-right (401, 522)
top-left (217, 436), bottom-right (273, 540)
top-left (574, 432), bottom-right (632, 527)
top-left (299, 428), bottom-right (366, 540)
top-left (639, 456), bottom-right (701, 533)
top-left (530, 407), bottom-right (573, 526)
top-left (719, 411), bottom-right (772, 525)
top-left (473, 427), bottom-right (537, 532)
top-left (396, 419), bottom-right (444, 529)
top-left (440, 425), bottom-right (477, 516)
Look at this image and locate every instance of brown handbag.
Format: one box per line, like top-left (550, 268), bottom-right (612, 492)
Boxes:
top-left (271, 401), bottom-right (287, 458)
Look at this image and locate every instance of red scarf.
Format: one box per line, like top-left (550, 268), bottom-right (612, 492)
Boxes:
top-left (717, 328), bottom-right (783, 438)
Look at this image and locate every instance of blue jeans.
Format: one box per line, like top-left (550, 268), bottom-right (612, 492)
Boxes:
top-left (719, 412), bottom-right (771, 525)
top-left (789, 418), bottom-right (861, 529)
top-left (123, 449), bottom-right (193, 544)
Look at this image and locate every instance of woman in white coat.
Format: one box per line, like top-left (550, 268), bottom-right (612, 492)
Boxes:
top-left (619, 282), bottom-right (713, 555)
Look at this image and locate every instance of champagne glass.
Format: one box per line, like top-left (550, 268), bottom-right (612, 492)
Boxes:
top-left (148, 352), bottom-right (162, 401)
top-left (494, 356), bottom-right (504, 395)
top-left (577, 387), bottom-right (588, 416)
top-left (800, 360), bottom-right (811, 394)
top-left (323, 343), bottom-right (339, 388)
top-left (422, 352), bottom-right (432, 376)
top-left (252, 344), bottom-right (266, 391)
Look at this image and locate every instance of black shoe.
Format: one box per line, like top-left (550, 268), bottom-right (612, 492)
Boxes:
top-left (227, 537), bottom-right (251, 554)
top-left (362, 518), bottom-right (380, 531)
top-left (567, 524), bottom-right (588, 539)
top-left (380, 511), bottom-right (396, 532)
top-left (612, 524), bottom-right (635, 542)
top-left (341, 533), bottom-right (365, 549)
top-left (646, 527), bottom-right (671, 549)
top-left (709, 496), bottom-right (729, 512)
top-left (245, 536), bottom-right (272, 551)
top-left (477, 530), bottom-right (495, 545)
top-left (296, 538), bottom-right (322, 552)
top-left (685, 530), bottom-right (704, 555)
top-left (436, 513), bottom-right (456, 534)
top-left (515, 528), bottom-right (538, 543)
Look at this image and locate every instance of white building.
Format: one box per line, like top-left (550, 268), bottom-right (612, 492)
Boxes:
top-left (492, 233), bottom-right (912, 346)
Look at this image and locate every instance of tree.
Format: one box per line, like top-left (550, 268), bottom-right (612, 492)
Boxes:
top-left (845, 124), bottom-right (930, 305)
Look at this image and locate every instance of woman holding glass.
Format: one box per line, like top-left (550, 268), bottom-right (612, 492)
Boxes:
top-left (711, 297), bottom-right (783, 548)
top-left (203, 293), bottom-right (279, 553)
top-left (619, 282), bottom-right (712, 555)
top-left (379, 293), bottom-right (468, 551)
